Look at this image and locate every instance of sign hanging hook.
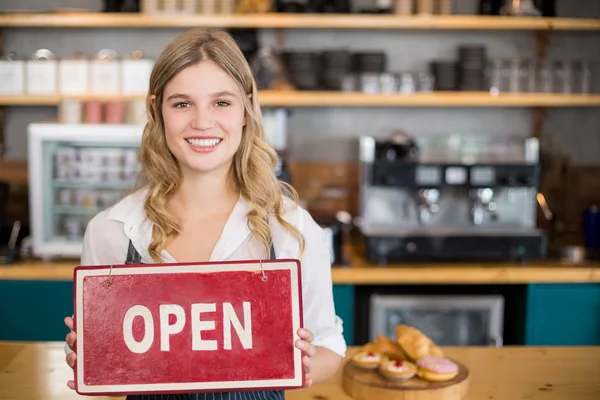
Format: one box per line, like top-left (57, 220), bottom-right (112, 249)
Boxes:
top-left (259, 259), bottom-right (268, 282)
top-left (104, 264), bottom-right (114, 287)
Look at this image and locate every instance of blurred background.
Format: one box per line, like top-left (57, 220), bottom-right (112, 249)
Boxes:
top-left (0, 0), bottom-right (599, 351)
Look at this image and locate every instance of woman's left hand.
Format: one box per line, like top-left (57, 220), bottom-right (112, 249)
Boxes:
top-left (295, 327), bottom-right (317, 387)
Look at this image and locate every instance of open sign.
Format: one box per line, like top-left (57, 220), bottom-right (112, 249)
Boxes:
top-left (73, 259), bottom-right (304, 396)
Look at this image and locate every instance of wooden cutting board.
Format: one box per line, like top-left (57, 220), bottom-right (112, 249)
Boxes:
top-left (342, 359), bottom-right (470, 400)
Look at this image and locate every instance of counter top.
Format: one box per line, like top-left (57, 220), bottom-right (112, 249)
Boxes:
top-left (1, 256), bottom-right (599, 284)
top-left (1, 343), bottom-right (599, 400)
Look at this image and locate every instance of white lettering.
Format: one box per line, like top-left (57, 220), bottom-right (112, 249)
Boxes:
top-left (123, 305), bottom-right (154, 354)
top-left (159, 304), bottom-right (186, 351)
top-left (223, 302), bottom-right (253, 350)
top-left (191, 303), bottom-right (217, 351)
top-left (122, 302), bottom-right (254, 353)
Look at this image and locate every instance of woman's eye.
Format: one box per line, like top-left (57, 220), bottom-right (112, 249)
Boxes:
top-left (174, 102), bottom-right (191, 108)
top-left (215, 101), bottom-right (230, 107)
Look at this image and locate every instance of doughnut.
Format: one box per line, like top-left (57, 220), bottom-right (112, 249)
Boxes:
top-left (416, 356), bottom-right (459, 382)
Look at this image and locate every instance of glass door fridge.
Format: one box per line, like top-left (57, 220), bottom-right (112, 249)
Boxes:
top-left (28, 123), bottom-right (143, 260)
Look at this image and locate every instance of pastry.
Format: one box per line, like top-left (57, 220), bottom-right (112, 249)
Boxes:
top-left (351, 351), bottom-right (385, 369)
top-left (395, 324), bottom-right (444, 361)
top-left (362, 334), bottom-right (407, 361)
top-left (379, 359), bottom-right (417, 380)
top-left (416, 356), bottom-right (459, 382)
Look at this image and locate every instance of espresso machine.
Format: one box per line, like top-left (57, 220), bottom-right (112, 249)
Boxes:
top-left (357, 134), bottom-right (546, 263)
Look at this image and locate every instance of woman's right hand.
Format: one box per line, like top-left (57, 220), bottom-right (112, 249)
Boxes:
top-left (64, 316), bottom-right (77, 390)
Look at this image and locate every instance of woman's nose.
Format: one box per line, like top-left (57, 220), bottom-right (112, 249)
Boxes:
top-left (190, 107), bottom-right (215, 131)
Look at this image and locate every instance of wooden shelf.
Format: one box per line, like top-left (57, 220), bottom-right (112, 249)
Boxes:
top-left (0, 160), bottom-right (27, 184)
top-left (2, 92), bottom-right (600, 107)
top-left (1, 258), bottom-right (599, 284)
top-left (258, 91), bottom-right (600, 107)
top-left (0, 95), bottom-right (63, 106)
top-left (0, 13), bottom-right (599, 30)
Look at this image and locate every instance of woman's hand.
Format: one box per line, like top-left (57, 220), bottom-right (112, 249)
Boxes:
top-left (64, 316), bottom-right (77, 390)
top-left (295, 328), bottom-right (317, 387)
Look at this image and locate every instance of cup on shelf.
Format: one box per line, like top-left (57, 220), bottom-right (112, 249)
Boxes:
top-left (123, 149), bottom-right (139, 166)
top-left (126, 99), bottom-right (147, 125)
top-left (60, 99), bottom-right (83, 124)
top-left (102, 148), bottom-right (125, 167)
top-left (75, 190), bottom-right (99, 208)
top-left (397, 72), bottom-right (416, 94)
top-left (380, 73), bottom-right (398, 94)
top-left (54, 163), bottom-right (72, 180)
top-left (64, 217), bottom-right (82, 241)
top-left (57, 189), bottom-right (73, 206)
top-left (361, 73), bottom-right (382, 94)
top-left (98, 191), bottom-right (120, 208)
top-left (101, 167), bottom-right (124, 181)
top-left (84, 101), bottom-right (103, 124)
top-left (105, 101), bottom-right (125, 124)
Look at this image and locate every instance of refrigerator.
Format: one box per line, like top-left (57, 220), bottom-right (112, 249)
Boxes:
top-left (28, 123), bottom-right (143, 260)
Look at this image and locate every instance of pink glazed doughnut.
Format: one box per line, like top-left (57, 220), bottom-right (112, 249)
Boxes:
top-left (416, 356), bottom-right (459, 382)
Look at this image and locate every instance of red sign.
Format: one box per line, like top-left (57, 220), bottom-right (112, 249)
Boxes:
top-left (73, 259), bottom-right (304, 396)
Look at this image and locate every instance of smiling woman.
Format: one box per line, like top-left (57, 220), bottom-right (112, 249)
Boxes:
top-left (160, 62), bottom-right (246, 175)
top-left (62, 28), bottom-right (346, 400)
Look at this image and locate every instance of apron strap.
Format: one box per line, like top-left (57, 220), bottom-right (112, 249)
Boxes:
top-left (124, 240), bottom-right (142, 264)
top-left (269, 241), bottom-right (277, 260)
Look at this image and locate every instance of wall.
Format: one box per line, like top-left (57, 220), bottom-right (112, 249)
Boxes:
top-left (2, 0), bottom-right (599, 164)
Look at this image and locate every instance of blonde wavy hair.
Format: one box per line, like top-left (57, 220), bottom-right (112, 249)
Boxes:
top-left (136, 28), bottom-right (304, 263)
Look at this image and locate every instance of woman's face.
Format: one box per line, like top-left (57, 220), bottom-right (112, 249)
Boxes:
top-left (161, 60), bottom-right (246, 177)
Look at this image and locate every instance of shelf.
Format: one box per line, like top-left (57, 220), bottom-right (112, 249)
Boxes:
top-left (258, 91), bottom-right (600, 107)
top-left (0, 160), bottom-right (27, 184)
top-left (53, 179), bottom-right (135, 190)
top-left (1, 258), bottom-right (599, 283)
top-left (54, 205), bottom-right (100, 215)
top-left (0, 94), bottom-right (141, 106)
top-left (2, 92), bottom-right (600, 107)
top-left (0, 13), bottom-right (599, 30)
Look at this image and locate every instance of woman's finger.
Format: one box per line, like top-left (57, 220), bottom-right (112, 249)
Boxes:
top-left (297, 328), bottom-right (314, 343)
top-left (66, 331), bottom-right (76, 350)
top-left (302, 355), bottom-right (313, 373)
top-left (295, 339), bottom-right (317, 357)
top-left (67, 380), bottom-right (75, 390)
top-left (66, 352), bottom-right (77, 369)
top-left (64, 316), bottom-right (74, 331)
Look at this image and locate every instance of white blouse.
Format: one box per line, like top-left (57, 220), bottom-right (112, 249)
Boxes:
top-left (78, 188), bottom-right (347, 357)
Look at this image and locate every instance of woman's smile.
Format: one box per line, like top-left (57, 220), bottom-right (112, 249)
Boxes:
top-left (185, 136), bottom-right (223, 153)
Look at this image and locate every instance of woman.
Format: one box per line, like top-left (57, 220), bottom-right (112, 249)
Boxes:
top-left (63, 29), bottom-right (345, 399)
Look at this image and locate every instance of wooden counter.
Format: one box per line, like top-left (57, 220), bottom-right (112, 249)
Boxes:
top-left (1, 257), bottom-right (600, 284)
top-left (1, 343), bottom-right (598, 400)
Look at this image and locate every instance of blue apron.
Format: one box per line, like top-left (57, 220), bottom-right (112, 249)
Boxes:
top-left (124, 240), bottom-right (285, 400)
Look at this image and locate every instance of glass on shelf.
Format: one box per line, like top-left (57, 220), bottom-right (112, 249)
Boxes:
top-left (380, 73), bottom-right (398, 94)
top-left (537, 60), bottom-right (554, 93)
top-left (361, 73), bottom-right (382, 94)
top-left (488, 58), bottom-right (536, 93)
top-left (553, 60), bottom-right (573, 94)
top-left (417, 72), bottom-right (435, 92)
top-left (341, 74), bottom-right (358, 92)
top-left (397, 72), bottom-right (416, 94)
top-left (487, 59), bottom-right (503, 93)
top-left (572, 60), bottom-right (592, 94)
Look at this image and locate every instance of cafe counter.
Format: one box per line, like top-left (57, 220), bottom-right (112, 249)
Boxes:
top-left (1, 252), bottom-right (600, 347)
top-left (1, 343), bottom-right (598, 400)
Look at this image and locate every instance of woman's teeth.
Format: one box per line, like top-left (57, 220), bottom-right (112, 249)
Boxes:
top-left (186, 138), bottom-right (222, 147)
